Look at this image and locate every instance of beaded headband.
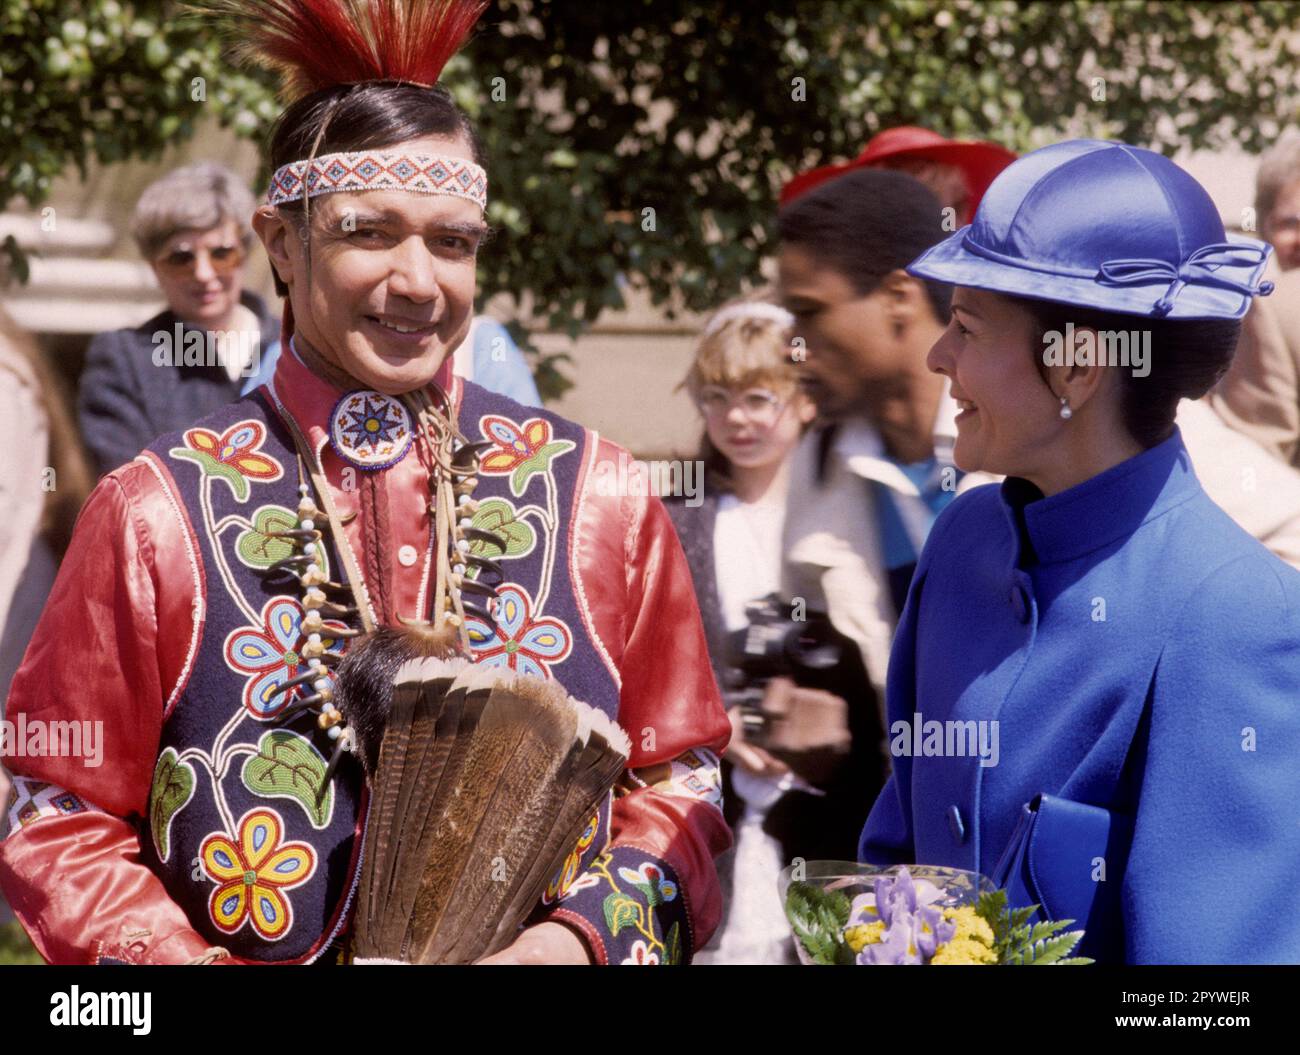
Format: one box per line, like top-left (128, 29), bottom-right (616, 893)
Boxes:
top-left (267, 150), bottom-right (488, 210)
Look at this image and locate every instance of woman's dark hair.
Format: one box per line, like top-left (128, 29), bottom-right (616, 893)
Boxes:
top-left (1011, 296), bottom-right (1242, 449)
top-left (266, 81), bottom-right (484, 296)
top-left (776, 168), bottom-right (953, 324)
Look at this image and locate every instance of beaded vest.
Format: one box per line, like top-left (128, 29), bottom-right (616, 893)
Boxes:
top-left (138, 381), bottom-right (620, 961)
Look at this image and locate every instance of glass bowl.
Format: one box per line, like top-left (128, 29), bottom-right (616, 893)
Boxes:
top-left (778, 861), bottom-right (996, 965)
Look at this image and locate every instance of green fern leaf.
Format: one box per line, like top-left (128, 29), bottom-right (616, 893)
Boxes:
top-left (1026, 918), bottom-right (1075, 945)
top-left (1016, 930), bottom-right (1088, 965)
top-left (785, 882), bottom-right (851, 965)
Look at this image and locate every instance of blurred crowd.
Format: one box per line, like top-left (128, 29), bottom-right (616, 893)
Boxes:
top-left (4, 125), bottom-right (1300, 958)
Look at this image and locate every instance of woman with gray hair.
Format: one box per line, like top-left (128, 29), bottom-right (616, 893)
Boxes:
top-left (1210, 131), bottom-right (1300, 467)
top-left (1256, 129), bottom-right (1300, 271)
top-left (77, 162), bottom-right (281, 474)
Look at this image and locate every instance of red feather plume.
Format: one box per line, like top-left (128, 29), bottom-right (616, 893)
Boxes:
top-left (196, 0), bottom-right (489, 100)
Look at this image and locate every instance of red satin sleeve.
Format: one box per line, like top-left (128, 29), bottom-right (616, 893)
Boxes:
top-left (567, 441), bottom-right (732, 953)
top-left (618, 491), bottom-right (731, 764)
top-left (573, 438), bottom-right (731, 762)
top-left (0, 465), bottom-right (219, 964)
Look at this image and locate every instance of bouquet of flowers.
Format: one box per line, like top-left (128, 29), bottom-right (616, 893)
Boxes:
top-left (782, 863), bottom-right (1091, 965)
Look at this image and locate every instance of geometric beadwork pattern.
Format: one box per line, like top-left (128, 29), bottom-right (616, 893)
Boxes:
top-left (4, 776), bottom-right (90, 835)
top-left (267, 151), bottom-right (487, 210)
top-left (328, 390), bottom-right (414, 471)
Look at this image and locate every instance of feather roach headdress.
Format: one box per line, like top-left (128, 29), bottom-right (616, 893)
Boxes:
top-left (194, 0), bottom-right (491, 260)
top-left (199, 0), bottom-right (632, 963)
top-left (197, 0), bottom-right (489, 100)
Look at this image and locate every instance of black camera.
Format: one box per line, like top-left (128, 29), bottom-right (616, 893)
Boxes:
top-left (722, 594), bottom-right (843, 746)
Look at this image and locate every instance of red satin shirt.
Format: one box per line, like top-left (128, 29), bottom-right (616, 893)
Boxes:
top-left (0, 347), bottom-right (731, 964)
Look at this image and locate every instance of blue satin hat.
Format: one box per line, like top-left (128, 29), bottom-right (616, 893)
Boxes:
top-left (908, 139), bottom-right (1274, 320)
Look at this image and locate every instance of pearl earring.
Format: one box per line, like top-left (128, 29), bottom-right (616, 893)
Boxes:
top-left (1059, 396), bottom-right (1072, 420)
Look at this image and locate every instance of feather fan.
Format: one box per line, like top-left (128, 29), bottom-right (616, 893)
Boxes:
top-left (332, 628), bottom-right (631, 964)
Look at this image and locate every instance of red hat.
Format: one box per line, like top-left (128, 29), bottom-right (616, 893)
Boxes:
top-left (779, 125), bottom-right (1017, 211)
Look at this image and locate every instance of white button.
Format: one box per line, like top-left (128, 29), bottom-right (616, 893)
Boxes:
top-left (397, 544), bottom-right (419, 567)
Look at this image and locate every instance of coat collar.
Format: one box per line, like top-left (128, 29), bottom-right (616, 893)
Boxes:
top-left (999, 427), bottom-right (1201, 565)
top-left (830, 377), bottom-right (960, 496)
top-left (266, 334), bottom-right (457, 455)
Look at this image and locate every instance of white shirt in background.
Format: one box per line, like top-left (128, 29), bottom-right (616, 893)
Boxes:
top-left (712, 485), bottom-right (787, 632)
top-left (698, 469), bottom-right (800, 964)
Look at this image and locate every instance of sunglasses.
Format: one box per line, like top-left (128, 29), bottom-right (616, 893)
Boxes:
top-left (155, 243), bottom-right (244, 277)
top-left (1268, 213), bottom-right (1300, 236)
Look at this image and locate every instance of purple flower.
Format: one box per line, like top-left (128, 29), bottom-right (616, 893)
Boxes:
top-left (854, 867), bottom-right (957, 965)
top-left (848, 892), bottom-right (880, 926)
top-left (859, 915), bottom-right (922, 965)
top-left (916, 904), bottom-right (957, 959)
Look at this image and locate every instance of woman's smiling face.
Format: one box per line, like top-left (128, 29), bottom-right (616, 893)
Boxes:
top-left (151, 220), bottom-right (247, 327)
top-left (257, 133), bottom-right (487, 395)
top-left (926, 286), bottom-right (1064, 478)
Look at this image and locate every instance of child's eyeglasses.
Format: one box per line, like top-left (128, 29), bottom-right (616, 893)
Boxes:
top-left (695, 386), bottom-right (787, 425)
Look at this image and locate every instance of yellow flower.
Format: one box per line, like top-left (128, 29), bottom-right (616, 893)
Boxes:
top-left (931, 937), bottom-right (998, 965)
top-left (843, 921), bottom-right (886, 952)
top-left (943, 905), bottom-right (995, 946)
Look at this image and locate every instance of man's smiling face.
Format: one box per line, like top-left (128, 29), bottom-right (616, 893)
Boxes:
top-left (261, 133), bottom-right (487, 395)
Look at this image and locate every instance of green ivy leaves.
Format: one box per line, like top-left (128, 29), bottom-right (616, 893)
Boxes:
top-left (235, 505), bottom-right (297, 568)
top-left (148, 732), bottom-right (336, 863)
top-left (148, 748), bottom-right (195, 863)
top-left (602, 892), bottom-right (643, 937)
top-left (469, 498), bottom-right (536, 561)
top-left (235, 505), bottom-right (329, 576)
top-left (241, 730), bottom-right (334, 829)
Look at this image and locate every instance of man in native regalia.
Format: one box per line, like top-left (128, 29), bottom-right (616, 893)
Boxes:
top-left (0, 0), bottom-right (730, 965)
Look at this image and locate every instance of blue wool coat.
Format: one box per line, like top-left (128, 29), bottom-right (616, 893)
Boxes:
top-left (859, 428), bottom-right (1300, 964)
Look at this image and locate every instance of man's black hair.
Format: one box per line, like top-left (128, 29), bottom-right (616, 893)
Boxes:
top-left (777, 168), bottom-right (953, 323)
top-left (1013, 297), bottom-right (1242, 449)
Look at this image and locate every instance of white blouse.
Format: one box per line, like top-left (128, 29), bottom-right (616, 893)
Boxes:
top-left (712, 486), bottom-right (786, 633)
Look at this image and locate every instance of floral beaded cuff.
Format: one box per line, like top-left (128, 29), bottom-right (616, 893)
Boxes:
top-left (538, 846), bottom-right (691, 965)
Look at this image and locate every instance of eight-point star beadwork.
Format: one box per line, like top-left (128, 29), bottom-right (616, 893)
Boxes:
top-left (328, 390), bottom-right (414, 470)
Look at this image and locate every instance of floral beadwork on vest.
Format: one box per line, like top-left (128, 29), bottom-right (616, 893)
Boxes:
top-left (142, 407), bottom-right (362, 962)
top-left (139, 382), bottom-right (620, 961)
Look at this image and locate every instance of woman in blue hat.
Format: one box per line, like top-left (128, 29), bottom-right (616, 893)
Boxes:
top-left (858, 139), bottom-right (1300, 964)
